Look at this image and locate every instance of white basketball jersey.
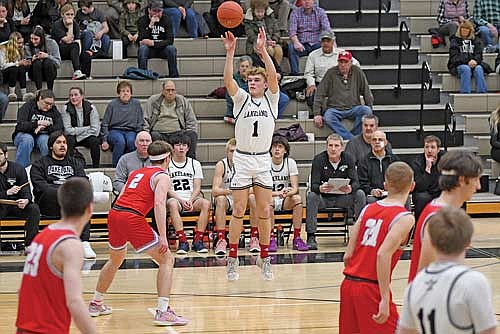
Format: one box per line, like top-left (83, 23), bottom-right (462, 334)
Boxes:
top-left (271, 157), bottom-right (298, 192)
top-left (221, 157), bottom-right (233, 190)
top-left (232, 88), bottom-right (279, 153)
top-left (400, 262), bottom-right (497, 334)
top-left (168, 157), bottom-right (203, 201)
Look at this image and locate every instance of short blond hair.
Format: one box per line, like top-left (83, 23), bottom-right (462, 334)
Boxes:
top-left (246, 67), bottom-right (268, 82)
top-left (226, 138), bottom-right (236, 150)
top-left (385, 161), bottom-right (414, 194)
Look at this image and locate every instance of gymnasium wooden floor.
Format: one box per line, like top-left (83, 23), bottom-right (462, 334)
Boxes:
top-left (0, 217), bottom-right (500, 333)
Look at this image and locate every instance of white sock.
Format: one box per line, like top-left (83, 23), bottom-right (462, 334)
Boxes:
top-left (93, 291), bottom-right (104, 303)
top-left (8, 87), bottom-right (15, 94)
top-left (157, 297), bottom-right (169, 312)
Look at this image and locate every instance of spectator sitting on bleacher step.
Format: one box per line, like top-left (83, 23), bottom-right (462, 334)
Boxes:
top-left (436, 0), bottom-right (470, 42)
top-left (474, 0), bottom-right (499, 53)
top-left (490, 106), bottom-right (500, 178)
top-left (119, 0), bottom-right (141, 59)
top-left (203, 0), bottom-right (245, 38)
top-left (6, 0), bottom-right (33, 42)
top-left (447, 20), bottom-right (489, 94)
top-left (0, 32), bottom-right (32, 102)
top-left (76, 0), bottom-right (111, 57)
top-left (245, 0), bottom-right (291, 37)
top-left (0, 2), bottom-right (15, 43)
top-left (30, 131), bottom-right (96, 258)
top-left (163, 0), bottom-right (199, 38)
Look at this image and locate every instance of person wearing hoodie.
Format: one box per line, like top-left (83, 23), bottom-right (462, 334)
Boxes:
top-left (13, 89), bottom-right (64, 167)
top-left (119, 0), bottom-right (141, 58)
top-left (447, 20), bottom-right (488, 93)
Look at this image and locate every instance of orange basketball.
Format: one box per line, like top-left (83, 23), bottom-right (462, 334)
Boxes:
top-left (217, 1), bottom-right (244, 29)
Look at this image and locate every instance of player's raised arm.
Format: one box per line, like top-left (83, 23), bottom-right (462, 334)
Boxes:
top-left (223, 32), bottom-right (239, 97)
top-left (254, 27), bottom-right (278, 94)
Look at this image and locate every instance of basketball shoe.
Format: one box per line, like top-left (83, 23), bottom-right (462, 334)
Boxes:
top-left (215, 238), bottom-right (227, 255)
top-left (154, 307), bottom-right (188, 326)
top-left (256, 256), bottom-right (274, 281)
top-left (88, 301), bottom-right (112, 317)
top-left (248, 236), bottom-right (260, 253)
top-left (226, 257), bottom-right (239, 281)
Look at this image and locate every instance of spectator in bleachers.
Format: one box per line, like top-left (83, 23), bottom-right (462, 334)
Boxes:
top-left (436, 0), bottom-right (470, 40)
top-left (6, 0), bottom-right (32, 41)
top-left (224, 55), bottom-right (251, 124)
top-left (357, 130), bottom-right (401, 205)
top-left (0, 91), bottom-right (8, 123)
top-left (119, 0), bottom-right (141, 58)
top-left (0, 142), bottom-right (40, 247)
top-left (496, 51), bottom-right (500, 73)
top-left (490, 106), bottom-right (500, 177)
top-left (61, 87), bottom-right (101, 168)
top-left (306, 134), bottom-right (365, 250)
top-left (287, 0), bottom-right (331, 76)
top-left (31, 0), bottom-right (58, 34)
top-left (304, 30), bottom-right (360, 109)
top-left (269, 136), bottom-right (308, 251)
top-left (101, 81), bottom-right (143, 167)
top-left (0, 2), bottom-right (14, 43)
top-left (100, 0), bottom-right (121, 39)
top-left (474, 0), bottom-right (499, 53)
top-left (203, 0), bottom-right (245, 38)
top-left (30, 131), bottom-right (96, 258)
top-left (144, 80), bottom-right (198, 158)
top-left (0, 32), bottom-right (32, 101)
top-left (245, 0), bottom-right (291, 37)
top-left (53, 4), bottom-right (91, 80)
top-left (344, 115), bottom-right (392, 166)
top-left (13, 89), bottom-right (64, 167)
top-left (244, 0), bottom-right (283, 65)
top-left (163, 0), bottom-right (199, 38)
top-left (137, 0), bottom-right (179, 78)
top-left (411, 135), bottom-right (444, 221)
top-left (167, 132), bottom-right (211, 254)
top-left (76, 0), bottom-right (111, 57)
top-left (25, 25), bottom-right (61, 91)
top-left (112, 130), bottom-right (152, 192)
top-left (313, 50), bottom-right (373, 140)
top-left (448, 20), bottom-right (488, 94)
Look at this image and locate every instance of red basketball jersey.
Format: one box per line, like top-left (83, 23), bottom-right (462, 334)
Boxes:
top-left (16, 227), bottom-right (78, 333)
top-left (344, 202), bottom-right (411, 281)
top-left (115, 166), bottom-right (166, 216)
top-left (408, 199), bottom-right (444, 282)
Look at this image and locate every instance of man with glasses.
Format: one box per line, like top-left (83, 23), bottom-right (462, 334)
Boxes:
top-left (12, 90), bottom-right (64, 168)
top-left (144, 80), bottom-right (198, 158)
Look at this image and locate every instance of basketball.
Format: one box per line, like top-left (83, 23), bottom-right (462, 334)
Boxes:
top-left (217, 1), bottom-right (244, 29)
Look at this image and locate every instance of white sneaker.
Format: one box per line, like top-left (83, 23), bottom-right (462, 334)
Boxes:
top-left (72, 70), bottom-right (86, 80)
top-left (82, 241), bottom-right (96, 259)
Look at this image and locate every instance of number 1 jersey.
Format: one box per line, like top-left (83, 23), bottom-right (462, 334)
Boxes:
top-left (343, 201), bottom-right (411, 281)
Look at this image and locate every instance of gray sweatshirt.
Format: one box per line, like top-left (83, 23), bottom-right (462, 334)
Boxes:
top-left (113, 150), bottom-right (151, 192)
top-left (101, 97), bottom-right (144, 141)
top-left (24, 37), bottom-right (62, 68)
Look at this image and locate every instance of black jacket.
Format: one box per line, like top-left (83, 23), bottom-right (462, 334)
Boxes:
top-left (65, 100), bottom-right (93, 127)
top-left (411, 151), bottom-right (445, 195)
top-left (52, 18), bottom-right (81, 45)
top-left (491, 123), bottom-right (500, 163)
top-left (358, 151), bottom-right (399, 195)
top-left (0, 160), bottom-right (32, 202)
top-left (310, 151), bottom-right (359, 197)
top-left (137, 15), bottom-right (173, 49)
top-left (447, 35), bottom-right (484, 76)
top-left (12, 99), bottom-right (64, 140)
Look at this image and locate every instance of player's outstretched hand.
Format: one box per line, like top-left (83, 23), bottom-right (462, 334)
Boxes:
top-left (255, 27), bottom-right (267, 55)
top-left (372, 298), bottom-right (390, 324)
top-left (222, 31), bottom-right (237, 53)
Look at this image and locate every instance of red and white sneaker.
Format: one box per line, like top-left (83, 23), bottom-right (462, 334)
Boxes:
top-left (248, 236), bottom-right (260, 253)
top-left (88, 301), bottom-right (112, 317)
top-left (154, 307), bottom-right (189, 326)
top-left (215, 238), bottom-right (227, 255)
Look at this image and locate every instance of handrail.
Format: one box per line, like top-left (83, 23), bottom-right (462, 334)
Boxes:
top-left (393, 21), bottom-right (411, 97)
top-left (443, 102), bottom-right (457, 151)
top-left (355, 0), bottom-right (362, 21)
top-left (416, 61), bottom-right (433, 140)
top-left (374, 0), bottom-right (392, 58)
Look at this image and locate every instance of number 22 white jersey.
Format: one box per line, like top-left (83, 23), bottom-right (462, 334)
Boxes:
top-left (168, 157), bottom-right (203, 201)
top-left (232, 88), bottom-right (279, 153)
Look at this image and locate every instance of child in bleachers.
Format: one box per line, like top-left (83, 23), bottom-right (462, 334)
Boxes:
top-left (119, 0), bottom-right (141, 58)
top-left (0, 31), bottom-right (31, 101)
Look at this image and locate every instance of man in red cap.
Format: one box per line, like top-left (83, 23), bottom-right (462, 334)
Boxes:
top-left (312, 50), bottom-right (374, 140)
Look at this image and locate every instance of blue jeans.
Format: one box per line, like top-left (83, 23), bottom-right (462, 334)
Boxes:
top-left (163, 7), bottom-right (199, 38)
top-left (14, 132), bottom-right (49, 167)
top-left (107, 130), bottom-right (136, 167)
top-left (457, 64), bottom-right (487, 93)
top-left (287, 42), bottom-right (321, 75)
top-left (138, 45), bottom-right (179, 78)
top-left (323, 105), bottom-right (373, 140)
top-left (81, 30), bottom-right (111, 56)
top-left (0, 91), bottom-right (8, 122)
top-left (225, 91), bottom-right (290, 119)
top-left (477, 24), bottom-right (500, 49)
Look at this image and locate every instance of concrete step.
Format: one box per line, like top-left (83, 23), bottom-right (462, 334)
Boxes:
top-left (418, 35), bottom-right (449, 53)
top-left (450, 93), bottom-right (500, 113)
top-left (427, 53), bottom-right (498, 73)
top-left (408, 16), bottom-right (436, 34)
top-left (320, 0), bottom-right (382, 10)
top-left (328, 11), bottom-right (399, 28)
top-left (399, 0), bottom-right (473, 17)
top-left (463, 114), bottom-right (490, 134)
top-left (440, 73), bottom-right (500, 92)
top-left (474, 135), bottom-right (491, 155)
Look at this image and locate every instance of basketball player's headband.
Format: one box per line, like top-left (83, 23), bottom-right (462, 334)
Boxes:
top-left (441, 169), bottom-right (457, 176)
top-left (150, 153), bottom-right (170, 161)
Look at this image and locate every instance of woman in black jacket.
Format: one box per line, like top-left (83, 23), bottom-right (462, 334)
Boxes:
top-left (447, 20), bottom-right (488, 94)
top-left (490, 106), bottom-right (500, 167)
top-left (7, 0), bottom-right (32, 41)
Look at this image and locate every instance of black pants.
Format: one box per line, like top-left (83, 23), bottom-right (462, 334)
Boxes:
top-left (121, 36), bottom-right (137, 59)
top-left (0, 202), bottom-right (40, 246)
top-left (59, 42), bottom-right (92, 77)
top-left (2, 65), bottom-right (27, 88)
top-left (412, 191), bottom-right (440, 222)
top-left (29, 58), bottom-right (58, 90)
top-left (151, 129), bottom-right (198, 159)
top-left (67, 135), bottom-right (101, 168)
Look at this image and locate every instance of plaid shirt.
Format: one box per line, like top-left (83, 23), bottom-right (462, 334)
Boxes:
top-left (436, 0), bottom-right (470, 26)
top-left (288, 6), bottom-right (332, 44)
top-left (474, 0), bottom-right (500, 26)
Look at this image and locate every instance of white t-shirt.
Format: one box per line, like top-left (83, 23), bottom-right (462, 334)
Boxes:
top-left (271, 157), bottom-right (299, 192)
top-left (232, 88), bottom-right (279, 153)
top-left (399, 261), bottom-right (497, 334)
top-left (168, 157), bottom-right (203, 201)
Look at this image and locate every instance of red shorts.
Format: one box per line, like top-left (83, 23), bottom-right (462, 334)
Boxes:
top-left (107, 209), bottom-right (159, 253)
top-left (339, 278), bottom-right (398, 334)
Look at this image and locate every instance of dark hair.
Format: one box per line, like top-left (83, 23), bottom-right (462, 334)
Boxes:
top-left (271, 135), bottom-right (290, 157)
top-left (69, 86), bottom-right (84, 95)
top-left (36, 89), bottom-right (55, 101)
top-left (30, 26), bottom-right (47, 52)
top-left (169, 132), bottom-right (191, 147)
top-left (0, 142), bottom-right (7, 154)
top-left (116, 80), bottom-right (133, 94)
top-left (78, 0), bottom-right (92, 8)
top-left (438, 150), bottom-right (483, 191)
top-left (148, 140), bottom-right (172, 165)
top-left (48, 131), bottom-right (67, 150)
top-left (362, 114), bottom-right (379, 126)
top-left (58, 177), bottom-right (93, 218)
top-left (424, 135), bottom-right (441, 147)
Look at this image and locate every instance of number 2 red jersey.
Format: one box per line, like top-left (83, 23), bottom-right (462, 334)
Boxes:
top-left (408, 199), bottom-right (444, 282)
top-left (343, 202), bottom-right (411, 281)
top-left (16, 227), bottom-right (78, 333)
top-left (115, 166), bottom-right (166, 216)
